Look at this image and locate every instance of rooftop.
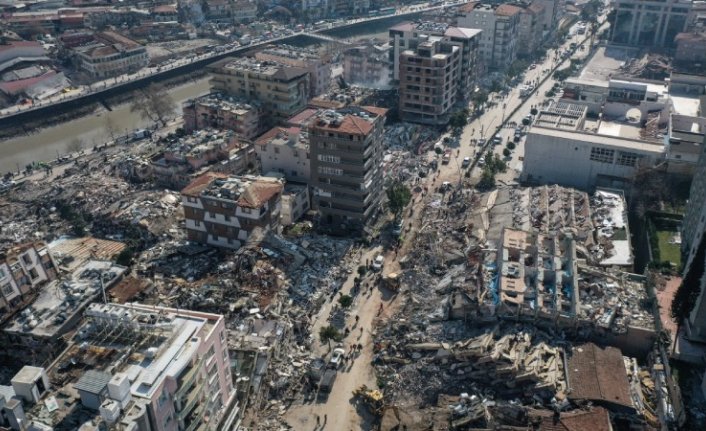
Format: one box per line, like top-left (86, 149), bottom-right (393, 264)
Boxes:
top-left (566, 343), bottom-right (634, 410)
top-left (255, 126), bottom-right (308, 150)
top-left (257, 44), bottom-right (321, 61)
top-left (528, 126), bottom-right (665, 155)
top-left (4, 260), bottom-right (127, 338)
top-left (534, 102), bottom-right (587, 131)
top-left (182, 173), bottom-right (284, 209)
top-left (212, 57), bottom-right (309, 81)
top-left (310, 106), bottom-right (387, 135)
top-left (185, 92), bottom-right (260, 115)
top-left (158, 129), bottom-right (247, 161)
top-left (389, 21), bottom-right (481, 39)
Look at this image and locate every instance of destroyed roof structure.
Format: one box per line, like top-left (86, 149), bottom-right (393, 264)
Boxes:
top-left (182, 92), bottom-right (262, 139)
top-left (565, 343), bottom-right (635, 413)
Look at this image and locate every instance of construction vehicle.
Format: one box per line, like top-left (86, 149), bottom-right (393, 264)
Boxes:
top-left (382, 272), bottom-right (401, 291)
top-left (352, 385), bottom-right (385, 415)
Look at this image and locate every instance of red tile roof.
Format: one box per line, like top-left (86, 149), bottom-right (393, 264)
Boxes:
top-left (496, 4), bottom-right (522, 16)
top-left (180, 171), bottom-right (228, 197)
top-left (238, 181), bottom-right (283, 209)
top-left (537, 407), bottom-right (612, 431)
top-left (254, 126), bottom-right (300, 146)
top-left (566, 343), bottom-right (633, 410)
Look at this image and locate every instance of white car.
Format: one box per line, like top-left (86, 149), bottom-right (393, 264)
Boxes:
top-left (329, 347), bottom-right (345, 368)
top-left (461, 157), bottom-right (471, 168)
top-left (372, 255), bottom-right (384, 271)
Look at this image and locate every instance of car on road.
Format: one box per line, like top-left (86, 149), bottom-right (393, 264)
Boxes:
top-left (461, 157), bottom-right (471, 168)
top-left (478, 155), bottom-right (486, 166)
top-left (319, 369), bottom-right (337, 394)
top-left (492, 136), bottom-right (502, 146)
top-left (372, 255), bottom-right (384, 271)
top-left (442, 149), bottom-right (451, 164)
top-left (329, 347), bottom-right (345, 369)
top-left (529, 63), bottom-right (536, 70)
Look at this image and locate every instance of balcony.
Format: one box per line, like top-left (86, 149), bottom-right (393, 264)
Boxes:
top-left (179, 386), bottom-right (203, 420)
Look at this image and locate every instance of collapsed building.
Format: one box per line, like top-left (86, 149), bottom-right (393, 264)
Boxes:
top-left (182, 92), bottom-right (263, 140)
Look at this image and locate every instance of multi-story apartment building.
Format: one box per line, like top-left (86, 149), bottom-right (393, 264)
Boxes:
top-left (0, 243), bottom-right (58, 322)
top-left (182, 173), bottom-right (283, 249)
top-left (11, 302), bottom-right (240, 431)
top-left (182, 92), bottom-right (262, 139)
top-left (208, 57), bottom-right (310, 124)
top-left (70, 31), bottom-right (149, 79)
top-left (255, 125), bottom-right (310, 183)
top-left (611, 0), bottom-right (694, 47)
top-left (680, 138), bottom-right (706, 343)
top-left (389, 21), bottom-right (480, 98)
top-left (309, 106), bottom-right (387, 234)
top-left (517, 2), bottom-right (546, 58)
top-left (457, 3), bottom-right (521, 71)
top-left (342, 39), bottom-right (393, 87)
top-left (231, 0), bottom-right (258, 23)
top-left (398, 38), bottom-right (461, 125)
top-left (254, 45), bottom-right (332, 97)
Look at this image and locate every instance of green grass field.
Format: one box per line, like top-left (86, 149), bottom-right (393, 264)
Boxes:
top-left (657, 230), bottom-right (681, 266)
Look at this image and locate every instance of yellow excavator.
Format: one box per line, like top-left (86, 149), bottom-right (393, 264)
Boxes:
top-left (352, 385), bottom-right (385, 415)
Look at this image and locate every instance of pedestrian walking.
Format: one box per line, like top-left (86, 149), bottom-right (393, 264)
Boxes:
top-left (324, 414), bottom-right (328, 424)
top-left (316, 415), bottom-right (320, 425)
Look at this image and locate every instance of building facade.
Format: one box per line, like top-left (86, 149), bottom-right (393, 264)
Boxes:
top-left (611, 0), bottom-right (694, 47)
top-left (182, 93), bottom-right (262, 139)
top-left (182, 173), bottom-right (283, 249)
top-left (71, 31), bottom-right (149, 79)
top-left (456, 3), bottom-right (521, 71)
top-left (398, 38), bottom-right (461, 125)
top-left (517, 2), bottom-right (546, 58)
top-left (674, 31), bottom-right (706, 64)
top-left (254, 45), bottom-right (332, 97)
top-left (255, 126), bottom-right (310, 183)
top-left (389, 21), bottom-right (480, 100)
top-left (0, 243), bottom-right (58, 322)
top-left (342, 40), bottom-right (392, 87)
top-left (309, 106), bottom-right (387, 234)
top-left (208, 58), bottom-right (310, 124)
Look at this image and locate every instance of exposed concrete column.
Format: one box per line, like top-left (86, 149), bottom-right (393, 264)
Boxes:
top-left (658, 9), bottom-right (671, 47)
top-left (653, 12), bottom-right (666, 46)
top-left (627, 10), bottom-right (639, 44)
top-left (632, 11), bottom-right (645, 45)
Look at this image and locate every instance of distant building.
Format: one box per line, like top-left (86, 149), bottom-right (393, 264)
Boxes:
top-left (254, 45), bottom-right (332, 97)
top-left (280, 183), bottom-right (311, 226)
top-left (522, 101), bottom-right (666, 190)
top-left (456, 3), bottom-right (521, 71)
top-left (255, 126), bottom-right (310, 183)
top-left (309, 106), bottom-right (387, 234)
top-left (151, 129), bottom-right (256, 190)
top-left (674, 31), bottom-right (706, 64)
top-left (183, 92), bottom-right (262, 139)
top-left (389, 21), bottom-right (481, 97)
top-left (0, 243), bottom-right (58, 323)
top-left (0, 41), bottom-right (47, 74)
top-left (516, 2), bottom-right (546, 58)
top-left (342, 39), bottom-right (392, 87)
top-left (181, 173), bottom-right (283, 249)
top-left (208, 57), bottom-right (310, 124)
top-left (398, 38), bottom-right (461, 125)
top-left (231, 0), bottom-right (258, 23)
top-left (611, 0), bottom-right (693, 47)
top-left (13, 302), bottom-right (240, 430)
top-left (67, 31), bottom-right (149, 79)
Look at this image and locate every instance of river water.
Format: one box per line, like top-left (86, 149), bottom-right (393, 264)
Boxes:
top-left (0, 77), bottom-right (211, 173)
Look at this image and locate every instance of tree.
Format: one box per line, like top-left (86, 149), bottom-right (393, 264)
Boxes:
top-left (503, 148), bottom-right (511, 157)
top-left (130, 83), bottom-right (176, 127)
top-left (386, 182), bottom-right (412, 219)
top-left (338, 294), bottom-right (353, 308)
top-left (448, 110), bottom-right (468, 128)
top-left (319, 325), bottom-right (341, 348)
top-left (476, 167), bottom-right (496, 191)
top-left (507, 142), bottom-right (516, 150)
top-left (67, 138), bottom-right (84, 154)
top-left (522, 117), bottom-right (531, 126)
top-left (471, 90), bottom-right (488, 112)
top-left (554, 68), bottom-right (572, 82)
top-left (104, 116), bottom-right (118, 142)
top-left (530, 108), bottom-right (538, 116)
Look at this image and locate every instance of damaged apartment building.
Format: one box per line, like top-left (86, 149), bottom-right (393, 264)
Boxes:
top-left (182, 93), bottom-right (263, 140)
top-left (181, 173), bottom-right (284, 250)
top-left (0, 302), bottom-right (240, 431)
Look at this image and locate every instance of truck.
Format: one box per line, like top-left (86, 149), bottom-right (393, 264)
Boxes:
top-left (319, 369), bottom-right (337, 393)
top-left (442, 149), bottom-right (451, 164)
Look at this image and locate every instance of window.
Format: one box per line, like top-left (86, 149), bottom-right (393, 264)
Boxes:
top-left (187, 196), bottom-right (198, 203)
top-left (318, 166), bottom-right (343, 176)
top-left (212, 234), bottom-right (218, 241)
top-left (617, 152), bottom-right (639, 167)
top-left (589, 147), bottom-right (614, 164)
top-left (22, 254), bottom-right (32, 265)
top-left (317, 154), bottom-right (340, 164)
top-left (28, 268), bottom-right (38, 280)
top-left (274, 147), bottom-right (280, 154)
top-left (220, 330), bottom-right (226, 343)
top-left (241, 207), bottom-right (252, 214)
top-left (1, 283), bottom-right (13, 296)
top-left (194, 220), bottom-right (201, 227)
top-left (224, 214), bottom-right (230, 221)
top-left (0, 268), bottom-right (5, 279)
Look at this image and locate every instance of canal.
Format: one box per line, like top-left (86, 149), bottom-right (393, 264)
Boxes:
top-left (0, 77), bottom-right (210, 173)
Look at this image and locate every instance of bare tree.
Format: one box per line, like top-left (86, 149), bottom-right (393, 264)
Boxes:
top-left (67, 138), bottom-right (84, 154)
top-left (130, 83), bottom-right (176, 127)
top-left (104, 115), bottom-right (118, 142)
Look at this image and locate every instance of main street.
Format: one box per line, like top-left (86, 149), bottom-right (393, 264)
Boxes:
top-left (282, 16), bottom-right (606, 431)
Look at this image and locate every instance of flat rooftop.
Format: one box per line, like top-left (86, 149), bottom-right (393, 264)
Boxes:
top-left (528, 126), bottom-right (665, 155)
top-left (186, 92), bottom-right (260, 114)
top-left (579, 46), bottom-right (639, 82)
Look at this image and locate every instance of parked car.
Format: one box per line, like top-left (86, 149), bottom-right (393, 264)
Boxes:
top-left (372, 255), bottom-right (384, 271)
top-left (442, 149), bottom-right (451, 164)
top-left (461, 157), bottom-right (471, 168)
top-left (329, 347), bottom-right (345, 369)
